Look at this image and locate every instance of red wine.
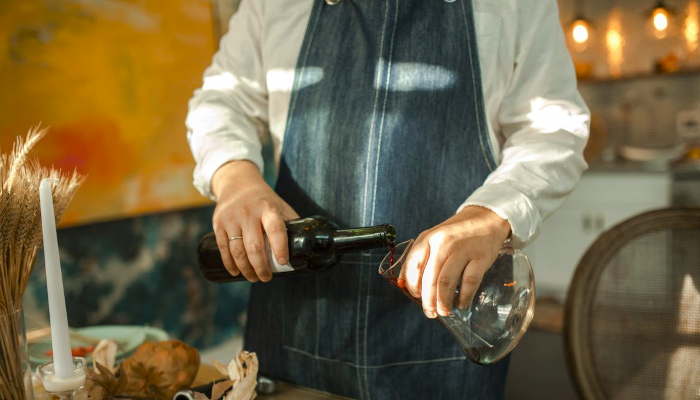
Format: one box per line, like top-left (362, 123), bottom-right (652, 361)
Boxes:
top-left (387, 275), bottom-right (421, 305)
top-left (198, 216), bottom-right (396, 282)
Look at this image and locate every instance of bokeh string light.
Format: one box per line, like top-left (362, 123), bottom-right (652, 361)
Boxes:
top-left (570, 0), bottom-right (592, 52)
top-left (606, 8), bottom-right (625, 77)
top-left (649, 1), bottom-right (674, 39)
top-left (684, 1), bottom-right (700, 54)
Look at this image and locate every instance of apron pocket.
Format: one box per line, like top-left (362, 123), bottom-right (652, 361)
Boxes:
top-left (281, 273), bottom-right (321, 355)
top-left (282, 257), bottom-right (365, 363)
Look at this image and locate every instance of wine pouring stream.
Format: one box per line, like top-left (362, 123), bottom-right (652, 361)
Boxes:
top-left (378, 240), bottom-right (535, 365)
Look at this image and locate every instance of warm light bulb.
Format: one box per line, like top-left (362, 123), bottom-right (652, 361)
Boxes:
top-left (606, 9), bottom-right (625, 78)
top-left (607, 30), bottom-right (624, 49)
top-left (572, 20), bottom-right (590, 43)
top-left (685, 1), bottom-right (699, 53)
top-left (653, 7), bottom-right (670, 32)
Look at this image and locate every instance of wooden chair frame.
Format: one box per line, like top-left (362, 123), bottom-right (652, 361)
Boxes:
top-left (564, 207), bottom-right (700, 400)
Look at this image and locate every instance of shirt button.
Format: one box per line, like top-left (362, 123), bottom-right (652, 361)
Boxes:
top-left (325, 0), bottom-right (341, 4)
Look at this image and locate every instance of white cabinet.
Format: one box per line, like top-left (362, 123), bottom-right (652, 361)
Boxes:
top-left (525, 171), bottom-right (672, 299)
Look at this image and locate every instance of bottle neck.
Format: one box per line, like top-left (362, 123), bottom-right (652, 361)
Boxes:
top-left (331, 225), bottom-right (396, 252)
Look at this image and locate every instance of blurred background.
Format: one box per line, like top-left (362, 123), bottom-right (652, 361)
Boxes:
top-left (1, 0), bottom-right (250, 357)
top-left (2, 0), bottom-right (699, 398)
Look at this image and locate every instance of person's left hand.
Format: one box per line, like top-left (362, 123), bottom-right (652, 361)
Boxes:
top-left (403, 206), bottom-right (512, 319)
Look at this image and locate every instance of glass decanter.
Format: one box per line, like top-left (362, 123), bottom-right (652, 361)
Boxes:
top-left (378, 240), bottom-right (535, 364)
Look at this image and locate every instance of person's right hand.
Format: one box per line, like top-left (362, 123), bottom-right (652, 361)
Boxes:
top-left (211, 160), bottom-right (299, 282)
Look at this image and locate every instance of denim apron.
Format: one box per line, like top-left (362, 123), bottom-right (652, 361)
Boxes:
top-left (244, 1), bottom-right (509, 399)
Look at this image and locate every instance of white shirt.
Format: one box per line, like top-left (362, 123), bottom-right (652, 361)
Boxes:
top-left (186, 0), bottom-right (590, 247)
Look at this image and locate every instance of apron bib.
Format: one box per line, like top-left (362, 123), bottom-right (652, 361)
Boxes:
top-left (245, 1), bottom-right (508, 398)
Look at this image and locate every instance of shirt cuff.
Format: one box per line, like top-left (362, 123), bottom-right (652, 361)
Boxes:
top-left (192, 146), bottom-right (264, 201)
top-left (457, 183), bottom-right (542, 248)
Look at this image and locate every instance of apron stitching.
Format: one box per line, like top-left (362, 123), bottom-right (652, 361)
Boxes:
top-left (361, 0), bottom-right (391, 226)
top-left (460, 0), bottom-right (495, 172)
top-left (369, 0), bottom-right (400, 227)
top-left (365, 2), bottom-right (399, 399)
top-left (355, 257), bottom-right (366, 400)
top-left (315, 275), bottom-right (321, 388)
top-left (315, 277), bottom-right (321, 357)
top-left (284, 3), bottom-right (323, 149)
top-left (281, 282), bottom-right (286, 350)
top-left (283, 345), bottom-right (468, 369)
top-left (277, 0), bottom-right (320, 359)
top-left (363, 266), bottom-right (373, 400)
top-left (364, 356), bottom-right (468, 369)
top-left (360, 2), bottom-right (391, 398)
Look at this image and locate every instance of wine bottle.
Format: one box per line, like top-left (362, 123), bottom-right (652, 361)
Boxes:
top-left (198, 216), bottom-right (396, 282)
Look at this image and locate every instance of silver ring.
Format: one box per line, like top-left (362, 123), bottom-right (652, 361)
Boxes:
top-left (229, 236), bottom-right (243, 242)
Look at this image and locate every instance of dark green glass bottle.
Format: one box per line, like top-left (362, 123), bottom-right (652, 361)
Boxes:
top-left (197, 216), bottom-right (396, 283)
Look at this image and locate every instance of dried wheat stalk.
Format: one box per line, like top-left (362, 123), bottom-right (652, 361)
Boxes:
top-left (0, 126), bottom-right (84, 400)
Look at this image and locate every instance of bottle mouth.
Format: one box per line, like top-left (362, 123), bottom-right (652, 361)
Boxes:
top-left (384, 225), bottom-right (397, 246)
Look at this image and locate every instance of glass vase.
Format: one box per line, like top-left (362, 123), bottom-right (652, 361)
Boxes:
top-left (0, 306), bottom-right (35, 400)
top-left (379, 240), bottom-right (536, 365)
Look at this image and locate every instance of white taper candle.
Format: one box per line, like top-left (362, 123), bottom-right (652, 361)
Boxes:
top-left (39, 178), bottom-right (73, 378)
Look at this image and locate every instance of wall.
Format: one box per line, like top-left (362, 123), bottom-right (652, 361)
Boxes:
top-left (15, 0), bottom-right (251, 355)
top-left (0, 0), bottom-right (216, 226)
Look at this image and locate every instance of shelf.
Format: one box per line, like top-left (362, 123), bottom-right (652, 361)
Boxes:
top-left (577, 67), bottom-right (700, 85)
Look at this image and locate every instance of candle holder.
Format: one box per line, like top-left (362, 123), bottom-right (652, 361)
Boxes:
top-left (38, 357), bottom-right (87, 400)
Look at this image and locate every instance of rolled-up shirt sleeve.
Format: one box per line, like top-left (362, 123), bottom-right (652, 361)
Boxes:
top-left (460, 0), bottom-right (590, 247)
top-left (186, 0), bottom-right (267, 200)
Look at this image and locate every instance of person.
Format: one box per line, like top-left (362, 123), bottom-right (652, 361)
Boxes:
top-left (186, 0), bottom-right (589, 399)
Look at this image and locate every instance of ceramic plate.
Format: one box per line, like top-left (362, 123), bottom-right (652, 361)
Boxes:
top-left (29, 325), bottom-right (168, 367)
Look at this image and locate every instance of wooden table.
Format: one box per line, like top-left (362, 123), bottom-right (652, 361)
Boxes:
top-left (530, 297), bottom-right (565, 333)
top-left (33, 298), bottom-right (564, 400)
top-left (194, 364), bottom-right (352, 400)
top-left (32, 364), bottom-right (351, 400)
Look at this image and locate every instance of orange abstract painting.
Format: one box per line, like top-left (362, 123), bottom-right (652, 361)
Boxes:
top-left (0, 0), bottom-right (216, 226)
